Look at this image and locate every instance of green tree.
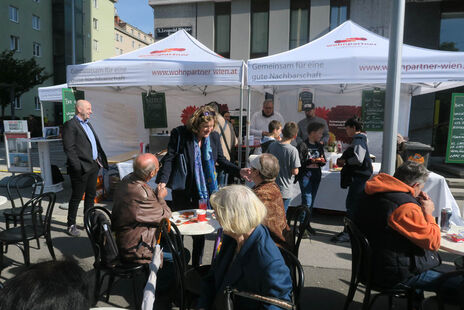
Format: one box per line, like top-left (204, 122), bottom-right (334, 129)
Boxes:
top-left (0, 50), bottom-right (53, 118)
top-left (439, 41), bottom-right (459, 51)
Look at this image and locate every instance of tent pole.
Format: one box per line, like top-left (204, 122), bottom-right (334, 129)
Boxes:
top-left (238, 86), bottom-right (244, 168)
top-left (382, 0), bottom-right (405, 175)
top-left (40, 100), bottom-right (45, 137)
top-left (245, 87), bottom-right (251, 166)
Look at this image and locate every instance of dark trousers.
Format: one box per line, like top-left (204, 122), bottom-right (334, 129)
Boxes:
top-left (67, 162), bottom-right (100, 226)
top-left (172, 190), bottom-right (205, 268)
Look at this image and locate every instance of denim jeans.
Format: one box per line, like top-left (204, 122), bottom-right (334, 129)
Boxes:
top-left (346, 175), bottom-right (369, 220)
top-left (283, 198), bottom-right (291, 214)
top-left (402, 269), bottom-right (464, 300)
top-left (298, 169), bottom-right (321, 221)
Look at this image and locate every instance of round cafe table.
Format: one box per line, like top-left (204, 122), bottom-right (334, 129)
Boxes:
top-left (171, 209), bottom-right (220, 235)
top-left (441, 232), bottom-right (464, 256)
top-left (0, 196), bottom-right (7, 206)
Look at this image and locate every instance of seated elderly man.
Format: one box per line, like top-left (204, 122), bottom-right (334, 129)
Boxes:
top-left (112, 153), bottom-right (171, 264)
top-left (356, 161), bottom-right (463, 304)
top-left (249, 153), bottom-right (293, 251)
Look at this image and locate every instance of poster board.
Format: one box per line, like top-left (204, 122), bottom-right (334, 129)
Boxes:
top-left (362, 89), bottom-right (385, 131)
top-left (62, 88), bottom-right (85, 123)
top-left (445, 93), bottom-right (464, 163)
top-left (3, 120), bottom-right (32, 173)
top-left (142, 92), bottom-right (168, 128)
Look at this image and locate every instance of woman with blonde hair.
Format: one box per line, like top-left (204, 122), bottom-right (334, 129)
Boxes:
top-left (157, 105), bottom-right (251, 267)
top-left (197, 185), bottom-right (292, 310)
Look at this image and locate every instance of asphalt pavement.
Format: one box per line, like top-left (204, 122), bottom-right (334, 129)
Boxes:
top-left (0, 142), bottom-right (460, 309)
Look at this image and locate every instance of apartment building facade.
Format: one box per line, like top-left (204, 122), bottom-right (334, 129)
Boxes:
top-left (2, 0), bottom-right (54, 120)
top-left (114, 15), bottom-right (154, 56)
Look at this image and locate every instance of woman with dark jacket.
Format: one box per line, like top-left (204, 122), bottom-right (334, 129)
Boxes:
top-left (331, 117), bottom-right (373, 243)
top-left (197, 185), bottom-right (292, 310)
top-left (156, 105), bottom-right (251, 267)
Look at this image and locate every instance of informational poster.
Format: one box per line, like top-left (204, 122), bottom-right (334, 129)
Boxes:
top-left (142, 91), bottom-right (168, 128)
top-left (297, 88), bottom-right (315, 112)
top-left (62, 88), bottom-right (85, 123)
top-left (362, 89), bottom-right (385, 131)
top-left (446, 93), bottom-right (464, 163)
top-left (4, 120), bottom-right (32, 173)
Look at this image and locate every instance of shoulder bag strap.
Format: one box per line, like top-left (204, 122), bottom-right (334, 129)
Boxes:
top-left (218, 123), bottom-right (232, 158)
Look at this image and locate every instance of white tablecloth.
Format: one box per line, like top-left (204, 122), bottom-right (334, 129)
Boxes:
top-left (289, 162), bottom-right (463, 225)
top-left (116, 160), bottom-right (173, 201)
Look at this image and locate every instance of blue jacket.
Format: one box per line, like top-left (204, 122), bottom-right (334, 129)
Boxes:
top-left (197, 225), bottom-right (292, 310)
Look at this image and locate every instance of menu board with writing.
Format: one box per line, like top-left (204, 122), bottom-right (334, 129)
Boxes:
top-left (142, 91), bottom-right (167, 128)
top-left (445, 93), bottom-right (464, 163)
top-left (62, 88), bottom-right (85, 123)
top-left (361, 89), bottom-right (385, 131)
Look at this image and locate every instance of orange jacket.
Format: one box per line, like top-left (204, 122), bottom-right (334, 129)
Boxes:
top-left (365, 173), bottom-right (440, 251)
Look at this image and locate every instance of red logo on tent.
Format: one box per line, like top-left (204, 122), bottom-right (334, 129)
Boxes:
top-left (334, 37), bottom-right (367, 43)
top-left (150, 48), bottom-right (186, 54)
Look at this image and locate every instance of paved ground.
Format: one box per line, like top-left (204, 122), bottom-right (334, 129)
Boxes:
top-left (0, 143), bottom-right (461, 309)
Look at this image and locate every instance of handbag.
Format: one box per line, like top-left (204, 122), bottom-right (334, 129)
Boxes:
top-left (412, 249), bottom-right (441, 274)
top-left (169, 128), bottom-right (188, 191)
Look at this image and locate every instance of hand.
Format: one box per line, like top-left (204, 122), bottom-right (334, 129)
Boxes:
top-left (418, 191), bottom-right (430, 201)
top-left (240, 168), bottom-right (252, 181)
top-left (157, 186), bottom-right (168, 199)
top-left (419, 197), bottom-right (435, 216)
top-left (262, 131), bottom-right (270, 137)
top-left (336, 158), bottom-right (346, 167)
top-left (157, 183), bottom-right (166, 193)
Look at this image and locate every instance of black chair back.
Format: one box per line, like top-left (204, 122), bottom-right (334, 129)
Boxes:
top-left (7, 173), bottom-right (44, 209)
top-left (286, 206), bottom-right (310, 256)
top-left (84, 206), bottom-right (119, 268)
top-left (279, 247), bottom-right (304, 310)
top-left (20, 192), bottom-right (56, 237)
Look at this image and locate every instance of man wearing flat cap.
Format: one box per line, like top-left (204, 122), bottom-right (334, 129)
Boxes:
top-left (297, 100), bottom-right (329, 145)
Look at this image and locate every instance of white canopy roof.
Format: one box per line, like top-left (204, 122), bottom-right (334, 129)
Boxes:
top-left (67, 30), bottom-right (244, 87)
top-left (38, 83), bottom-right (68, 102)
top-left (248, 21), bottom-right (464, 94)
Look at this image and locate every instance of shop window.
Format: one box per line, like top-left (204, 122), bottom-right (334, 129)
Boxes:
top-left (330, 0), bottom-right (349, 30)
top-left (440, 12), bottom-right (464, 51)
top-left (250, 0), bottom-right (269, 59)
top-left (289, 0), bottom-right (310, 49)
top-left (215, 2), bottom-right (231, 58)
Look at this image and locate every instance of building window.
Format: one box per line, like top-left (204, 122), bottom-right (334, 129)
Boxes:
top-left (33, 0), bottom-right (40, 3)
top-left (214, 2), bottom-right (231, 58)
top-left (138, 44), bottom-right (141, 48)
top-left (93, 39), bottom-right (98, 51)
top-left (289, 0), bottom-right (310, 49)
top-left (34, 97), bottom-right (41, 110)
top-left (33, 42), bottom-right (41, 56)
top-left (93, 0), bottom-right (98, 8)
top-left (32, 15), bottom-right (40, 30)
top-left (132, 40), bottom-right (135, 48)
top-left (115, 33), bottom-right (118, 41)
top-left (120, 36), bottom-right (123, 42)
top-left (440, 11), bottom-right (464, 51)
top-left (250, 0), bottom-right (269, 58)
top-left (14, 97), bottom-right (21, 110)
top-left (9, 6), bottom-right (19, 23)
top-left (10, 36), bottom-right (20, 51)
top-left (330, 0), bottom-right (349, 30)
top-left (120, 49), bottom-right (123, 55)
top-left (93, 18), bottom-right (98, 30)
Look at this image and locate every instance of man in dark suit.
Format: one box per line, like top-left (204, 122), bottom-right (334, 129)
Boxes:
top-left (62, 99), bottom-right (108, 236)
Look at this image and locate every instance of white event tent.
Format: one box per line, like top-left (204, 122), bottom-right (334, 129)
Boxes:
top-left (38, 30), bottom-right (246, 157)
top-left (247, 20), bottom-right (464, 160)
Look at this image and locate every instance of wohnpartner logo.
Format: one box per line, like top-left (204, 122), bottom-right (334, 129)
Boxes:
top-left (326, 37), bottom-right (375, 47)
top-left (150, 48), bottom-right (186, 54)
top-left (358, 63), bottom-right (464, 72)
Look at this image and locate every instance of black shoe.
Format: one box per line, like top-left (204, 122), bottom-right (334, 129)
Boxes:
top-left (307, 226), bottom-right (317, 236)
top-left (330, 231), bottom-right (349, 243)
top-left (66, 224), bottom-right (80, 237)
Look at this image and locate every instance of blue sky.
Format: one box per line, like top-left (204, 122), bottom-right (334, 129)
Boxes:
top-left (115, 0), bottom-right (154, 34)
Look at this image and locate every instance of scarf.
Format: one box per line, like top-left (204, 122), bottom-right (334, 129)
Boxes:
top-left (194, 136), bottom-right (218, 201)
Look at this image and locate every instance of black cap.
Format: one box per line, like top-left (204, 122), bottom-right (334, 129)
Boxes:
top-left (303, 102), bottom-right (315, 111)
top-left (265, 92), bottom-right (274, 101)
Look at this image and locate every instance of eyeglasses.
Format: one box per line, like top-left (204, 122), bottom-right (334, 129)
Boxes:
top-left (201, 111), bottom-right (216, 117)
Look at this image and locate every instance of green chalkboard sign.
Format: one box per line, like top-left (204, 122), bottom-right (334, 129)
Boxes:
top-left (445, 93), bottom-right (464, 163)
top-left (362, 89), bottom-right (385, 131)
top-left (62, 88), bottom-right (85, 123)
top-left (142, 91), bottom-right (167, 128)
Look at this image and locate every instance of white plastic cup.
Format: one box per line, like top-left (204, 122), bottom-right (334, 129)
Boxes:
top-left (197, 209), bottom-right (207, 222)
